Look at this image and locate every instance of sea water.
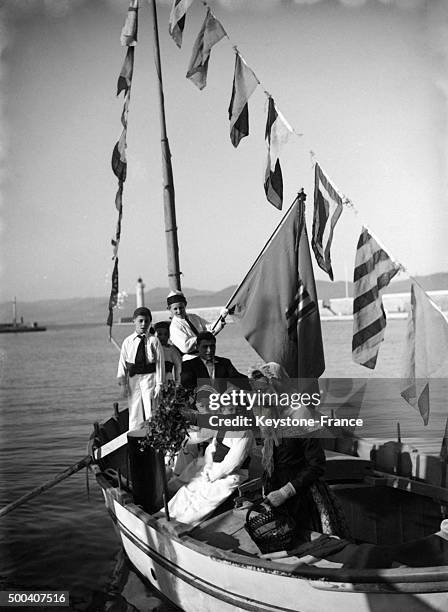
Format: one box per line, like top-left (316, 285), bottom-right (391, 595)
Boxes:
top-left (0, 319), bottom-right (444, 610)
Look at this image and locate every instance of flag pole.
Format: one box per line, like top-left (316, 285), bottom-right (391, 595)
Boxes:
top-left (149, 0), bottom-right (182, 292)
top-left (211, 190), bottom-right (305, 330)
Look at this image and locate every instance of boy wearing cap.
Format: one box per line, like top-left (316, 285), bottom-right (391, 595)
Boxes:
top-left (117, 307), bottom-right (165, 430)
top-left (167, 290), bottom-right (226, 361)
top-left (153, 320), bottom-right (182, 385)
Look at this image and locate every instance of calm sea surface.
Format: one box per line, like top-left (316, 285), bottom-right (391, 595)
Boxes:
top-left (0, 319), bottom-right (447, 610)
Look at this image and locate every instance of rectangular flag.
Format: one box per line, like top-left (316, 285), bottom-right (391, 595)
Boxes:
top-left (228, 52), bottom-right (258, 147)
top-left (401, 283), bottom-right (448, 425)
top-left (311, 162), bottom-right (343, 281)
top-left (352, 228), bottom-right (400, 369)
top-left (120, 0), bottom-right (138, 47)
top-left (227, 195), bottom-right (325, 379)
top-left (169, 0), bottom-right (195, 48)
top-left (264, 97), bottom-right (291, 210)
top-left (186, 9), bottom-right (226, 90)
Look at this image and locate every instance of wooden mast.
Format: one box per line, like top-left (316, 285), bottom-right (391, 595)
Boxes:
top-left (149, 0), bottom-right (182, 291)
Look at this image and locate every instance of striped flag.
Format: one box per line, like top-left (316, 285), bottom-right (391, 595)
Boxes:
top-left (228, 52), bottom-right (258, 147)
top-left (401, 283), bottom-right (448, 425)
top-left (285, 280), bottom-right (316, 338)
top-left (120, 0), bottom-right (138, 47)
top-left (311, 162), bottom-right (343, 281)
top-left (264, 97), bottom-right (291, 210)
top-left (227, 195), bottom-right (324, 379)
top-left (169, 0), bottom-right (195, 48)
top-left (352, 228), bottom-right (400, 369)
top-left (186, 9), bottom-right (226, 90)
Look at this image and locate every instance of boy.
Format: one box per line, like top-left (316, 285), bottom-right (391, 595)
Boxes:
top-left (167, 290), bottom-right (226, 360)
top-left (153, 320), bottom-right (182, 385)
top-left (117, 307), bottom-right (165, 431)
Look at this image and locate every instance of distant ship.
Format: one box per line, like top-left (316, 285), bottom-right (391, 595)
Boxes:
top-left (0, 298), bottom-right (46, 333)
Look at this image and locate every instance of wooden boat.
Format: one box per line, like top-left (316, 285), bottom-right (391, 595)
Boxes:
top-left (89, 407), bottom-right (448, 612)
top-left (92, 2), bottom-right (448, 610)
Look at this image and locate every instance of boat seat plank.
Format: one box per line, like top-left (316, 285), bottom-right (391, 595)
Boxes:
top-left (190, 508), bottom-right (260, 556)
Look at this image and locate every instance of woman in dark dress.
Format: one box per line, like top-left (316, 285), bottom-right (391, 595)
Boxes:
top-left (250, 362), bottom-right (350, 538)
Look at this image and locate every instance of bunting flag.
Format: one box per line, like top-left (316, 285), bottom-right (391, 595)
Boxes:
top-left (108, 5), bottom-right (136, 330)
top-left (228, 52), bottom-right (258, 147)
top-left (227, 195), bottom-right (325, 379)
top-left (264, 97), bottom-right (291, 210)
top-left (117, 47), bottom-right (134, 96)
top-left (311, 162), bottom-right (343, 281)
top-left (400, 283), bottom-right (448, 425)
top-left (186, 9), bottom-right (226, 90)
top-left (352, 228), bottom-right (400, 369)
top-left (169, 0), bottom-right (195, 48)
top-left (107, 258), bottom-right (119, 330)
top-left (120, 0), bottom-right (138, 47)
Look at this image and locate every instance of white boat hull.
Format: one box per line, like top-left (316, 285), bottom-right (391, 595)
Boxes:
top-left (101, 487), bottom-right (448, 612)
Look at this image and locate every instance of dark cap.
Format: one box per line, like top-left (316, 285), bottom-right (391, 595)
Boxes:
top-left (154, 320), bottom-right (171, 331)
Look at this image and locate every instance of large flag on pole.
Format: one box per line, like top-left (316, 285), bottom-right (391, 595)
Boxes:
top-left (228, 52), bottom-right (258, 147)
top-left (186, 9), bottom-right (226, 90)
top-left (352, 228), bottom-right (401, 369)
top-left (401, 283), bottom-right (448, 425)
top-left (226, 194), bottom-right (325, 379)
top-left (169, 0), bottom-right (195, 48)
top-left (311, 162), bottom-right (343, 281)
top-left (264, 97), bottom-right (291, 210)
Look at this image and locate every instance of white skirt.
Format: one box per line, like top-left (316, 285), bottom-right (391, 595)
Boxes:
top-left (166, 458), bottom-right (248, 527)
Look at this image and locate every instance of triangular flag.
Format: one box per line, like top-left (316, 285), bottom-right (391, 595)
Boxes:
top-left (264, 97), bottom-right (291, 210)
top-left (117, 47), bottom-right (134, 97)
top-left (227, 195), bottom-right (325, 379)
top-left (186, 9), bottom-right (226, 90)
top-left (401, 283), bottom-right (448, 425)
top-left (311, 162), bottom-right (343, 281)
top-left (228, 52), bottom-right (258, 147)
top-left (120, 0), bottom-right (138, 47)
top-left (107, 257), bottom-right (119, 329)
top-left (352, 228), bottom-right (400, 368)
top-left (169, 0), bottom-right (195, 48)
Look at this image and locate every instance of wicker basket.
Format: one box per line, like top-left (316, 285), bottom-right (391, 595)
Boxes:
top-left (245, 503), bottom-right (296, 554)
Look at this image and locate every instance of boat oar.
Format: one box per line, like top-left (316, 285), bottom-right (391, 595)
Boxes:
top-left (0, 455), bottom-right (92, 519)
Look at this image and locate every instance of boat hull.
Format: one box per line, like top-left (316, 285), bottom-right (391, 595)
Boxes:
top-left (99, 481), bottom-right (448, 612)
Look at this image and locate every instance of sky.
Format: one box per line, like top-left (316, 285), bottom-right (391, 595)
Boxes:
top-left (1, 0), bottom-right (448, 304)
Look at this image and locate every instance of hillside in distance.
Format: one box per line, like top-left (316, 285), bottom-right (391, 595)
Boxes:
top-left (1, 273), bottom-right (446, 326)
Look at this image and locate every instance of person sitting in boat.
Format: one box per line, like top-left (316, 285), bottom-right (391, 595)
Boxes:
top-left (163, 388), bottom-right (254, 527)
top-left (181, 331), bottom-right (252, 393)
top-left (117, 307), bottom-right (165, 431)
top-left (167, 290), bottom-right (227, 360)
top-left (250, 362), bottom-right (350, 539)
top-left (169, 384), bottom-right (218, 486)
top-left (153, 320), bottom-right (182, 385)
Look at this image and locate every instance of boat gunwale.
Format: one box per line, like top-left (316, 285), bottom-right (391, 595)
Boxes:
top-left (95, 471), bottom-right (448, 589)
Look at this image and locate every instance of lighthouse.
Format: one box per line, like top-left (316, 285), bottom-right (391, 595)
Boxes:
top-left (136, 277), bottom-right (145, 308)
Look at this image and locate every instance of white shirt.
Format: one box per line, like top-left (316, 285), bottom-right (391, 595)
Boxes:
top-left (117, 332), bottom-right (165, 386)
top-left (200, 358), bottom-right (215, 381)
top-left (169, 313), bottom-right (210, 360)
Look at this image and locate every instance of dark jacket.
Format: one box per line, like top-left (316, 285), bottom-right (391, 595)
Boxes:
top-left (181, 356), bottom-right (252, 393)
top-left (270, 437), bottom-right (326, 493)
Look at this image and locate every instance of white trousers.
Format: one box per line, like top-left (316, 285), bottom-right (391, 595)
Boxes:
top-left (127, 372), bottom-right (158, 430)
